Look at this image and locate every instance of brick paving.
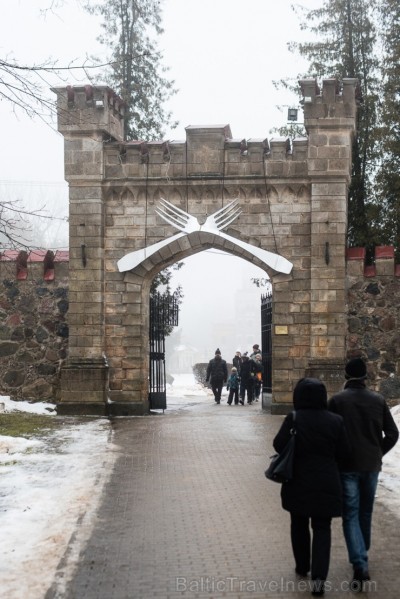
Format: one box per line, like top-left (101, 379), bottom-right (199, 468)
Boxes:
top-left (46, 397), bottom-right (400, 599)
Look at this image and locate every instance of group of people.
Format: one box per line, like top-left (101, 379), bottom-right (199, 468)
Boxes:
top-left (273, 358), bottom-right (399, 596)
top-left (205, 345), bottom-right (263, 405)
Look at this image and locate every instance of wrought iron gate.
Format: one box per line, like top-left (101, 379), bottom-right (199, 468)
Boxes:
top-left (261, 292), bottom-right (272, 393)
top-left (149, 291), bottom-right (179, 410)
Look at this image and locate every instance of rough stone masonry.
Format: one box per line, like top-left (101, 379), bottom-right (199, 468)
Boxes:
top-left (48, 78), bottom-right (360, 415)
top-left (1, 79), bottom-right (399, 412)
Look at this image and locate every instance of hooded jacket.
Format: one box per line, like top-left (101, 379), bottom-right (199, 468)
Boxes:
top-left (273, 378), bottom-right (351, 518)
top-left (328, 379), bottom-right (399, 471)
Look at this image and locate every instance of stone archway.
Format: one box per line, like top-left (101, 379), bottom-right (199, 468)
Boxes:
top-left (52, 78), bottom-right (358, 415)
top-left (114, 235), bottom-right (277, 416)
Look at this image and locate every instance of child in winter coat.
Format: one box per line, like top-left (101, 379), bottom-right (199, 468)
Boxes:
top-left (226, 367), bottom-right (240, 405)
top-left (252, 353), bottom-right (263, 402)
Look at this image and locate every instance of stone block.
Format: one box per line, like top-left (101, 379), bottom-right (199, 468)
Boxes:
top-left (328, 159), bottom-right (349, 171)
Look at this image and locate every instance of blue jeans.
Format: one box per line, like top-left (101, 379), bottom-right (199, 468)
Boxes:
top-left (340, 471), bottom-right (379, 573)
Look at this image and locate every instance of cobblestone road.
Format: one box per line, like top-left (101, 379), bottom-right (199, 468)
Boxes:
top-left (46, 396), bottom-right (400, 599)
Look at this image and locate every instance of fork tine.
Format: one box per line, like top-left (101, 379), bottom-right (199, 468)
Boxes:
top-left (214, 205), bottom-right (242, 227)
top-left (155, 208), bottom-right (177, 226)
top-left (157, 199), bottom-right (189, 224)
top-left (211, 199), bottom-right (239, 219)
top-left (216, 214), bottom-right (241, 230)
top-left (158, 198), bottom-right (191, 219)
top-left (158, 199), bottom-right (191, 228)
top-left (214, 204), bottom-right (241, 222)
top-left (155, 207), bottom-right (187, 230)
top-left (156, 204), bottom-right (186, 223)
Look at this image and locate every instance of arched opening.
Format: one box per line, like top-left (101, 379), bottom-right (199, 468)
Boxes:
top-left (163, 250), bottom-right (269, 411)
top-left (135, 240), bottom-right (272, 413)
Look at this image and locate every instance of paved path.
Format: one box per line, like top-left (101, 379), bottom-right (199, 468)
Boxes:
top-left (46, 396), bottom-right (400, 598)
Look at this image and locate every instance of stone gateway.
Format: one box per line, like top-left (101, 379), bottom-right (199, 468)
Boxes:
top-left (49, 78), bottom-right (359, 416)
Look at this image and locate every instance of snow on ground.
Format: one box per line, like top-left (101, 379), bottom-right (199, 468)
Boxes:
top-left (378, 403), bottom-right (400, 514)
top-left (0, 378), bottom-right (399, 598)
top-left (167, 373), bottom-right (208, 398)
top-left (0, 396), bottom-right (116, 599)
top-left (0, 395), bottom-right (56, 415)
top-left (166, 372), bottom-right (228, 405)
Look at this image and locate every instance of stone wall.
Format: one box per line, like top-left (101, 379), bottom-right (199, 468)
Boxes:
top-left (1, 246), bottom-right (400, 405)
top-left (2, 79), bottom-right (398, 411)
top-left (346, 246), bottom-right (400, 403)
top-left (0, 250), bottom-right (69, 401)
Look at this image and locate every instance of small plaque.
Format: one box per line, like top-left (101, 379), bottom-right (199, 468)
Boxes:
top-left (275, 325), bottom-right (288, 335)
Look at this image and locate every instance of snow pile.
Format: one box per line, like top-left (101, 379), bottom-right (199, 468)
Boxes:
top-left (378, 404), bottom-right (400, 512)
top-left (0, 434), bottom-right (43, 459)
top-left (167, 373), bottom-right (209, 397)
top-left (0, 397), bottom-right (115, 599)
top-left (0, 394), bottom-right (56, 415)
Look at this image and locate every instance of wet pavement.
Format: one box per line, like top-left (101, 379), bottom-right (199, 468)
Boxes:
top-left (46, 394), bottom-right (400, 598)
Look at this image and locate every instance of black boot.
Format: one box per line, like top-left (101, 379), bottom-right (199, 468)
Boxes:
top-left (311, 579), bottom-right (325, 596)
top-left (351, 568), bottom-right (370, 593)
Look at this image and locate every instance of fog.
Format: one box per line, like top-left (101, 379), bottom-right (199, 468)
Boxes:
top-left (2, 0), bottom-right (320, 371)
top-left (0, 181), bottom-right (69, 250)
top-left (166, 251), bottom-right (268, 372)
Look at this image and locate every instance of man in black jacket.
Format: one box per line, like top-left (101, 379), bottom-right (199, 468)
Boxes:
top-left (205, 348), bottom-right (228, 404)
top-left (329, 358), bottom-right (399, 590)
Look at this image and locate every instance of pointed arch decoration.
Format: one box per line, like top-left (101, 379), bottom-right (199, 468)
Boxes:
top-left (117, 199), bottom-right (293, 274)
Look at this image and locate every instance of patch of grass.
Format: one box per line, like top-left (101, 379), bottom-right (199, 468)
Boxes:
top-left (0, 412), bottom-right (62, 438)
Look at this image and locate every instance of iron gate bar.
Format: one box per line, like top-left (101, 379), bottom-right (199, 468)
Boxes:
top-left (261, 292), bottom-right (272, 393)
top-left (149, 291), bottom-right (179, 410)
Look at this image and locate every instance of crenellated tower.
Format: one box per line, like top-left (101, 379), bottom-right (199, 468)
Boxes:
top-left (51, 79), bottom-right (359, 415)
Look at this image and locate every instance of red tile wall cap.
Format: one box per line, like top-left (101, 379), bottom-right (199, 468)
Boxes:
top-left (28, 249), bottom-right (48, 262)
top-left (0, 249), bottom-right (69, 262)
top-left (0, 250), bottom-right (20, 261)
top-left (364, 265), bottom-right (376, 277)
top-left (347, 247), bottom-right (366, 260)
top-left (375, 245), bottom-right (394, 259)
top-left (54, 250), bottom-right (69, 262)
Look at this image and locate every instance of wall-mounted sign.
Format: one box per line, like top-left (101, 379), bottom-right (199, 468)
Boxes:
top-left (275, 325), bottom-right (289, 335)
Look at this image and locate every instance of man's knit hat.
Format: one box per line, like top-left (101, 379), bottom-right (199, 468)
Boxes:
top-left (345, 358), bottom-right (367, 380)
top-left (215, 348), bottom-right (221, 355)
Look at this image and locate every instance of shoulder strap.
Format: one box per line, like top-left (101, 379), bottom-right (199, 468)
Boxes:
top-left (290, 410), bottom-right (296, 435)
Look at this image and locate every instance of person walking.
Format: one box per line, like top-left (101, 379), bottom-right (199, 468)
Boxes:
top-left (205, 348), bottom-right (228, 404)
top-left (232, 351), bottom-right (242, 375)
top-left (328, 358), bottom-right (399, 590)
top-left (226, 366), bottom-right (240, 405)
top-left (273, 378), bottom-right (351, 596)
top-left (239, 353), bottom-right (256, 404)
top-left (250, 344), bottom-right (260, 359)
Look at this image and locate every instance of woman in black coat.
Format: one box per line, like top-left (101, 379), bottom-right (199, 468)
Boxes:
top-left (273, 378), bottom-right (350, 596)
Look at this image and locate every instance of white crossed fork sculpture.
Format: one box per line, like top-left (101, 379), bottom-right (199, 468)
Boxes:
top-left (117, 199), bottom-right (293, 274)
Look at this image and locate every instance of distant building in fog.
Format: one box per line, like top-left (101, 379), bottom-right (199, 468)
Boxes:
top-left (166, 330), bottom-right (202, 374)
top-left (206, 276), bottom-right (262, 359)
top-left (166, 254), bottom-right (267, 370)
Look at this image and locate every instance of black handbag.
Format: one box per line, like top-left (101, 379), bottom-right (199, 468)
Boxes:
top-left (265, 411), bottom-right (296, 483)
